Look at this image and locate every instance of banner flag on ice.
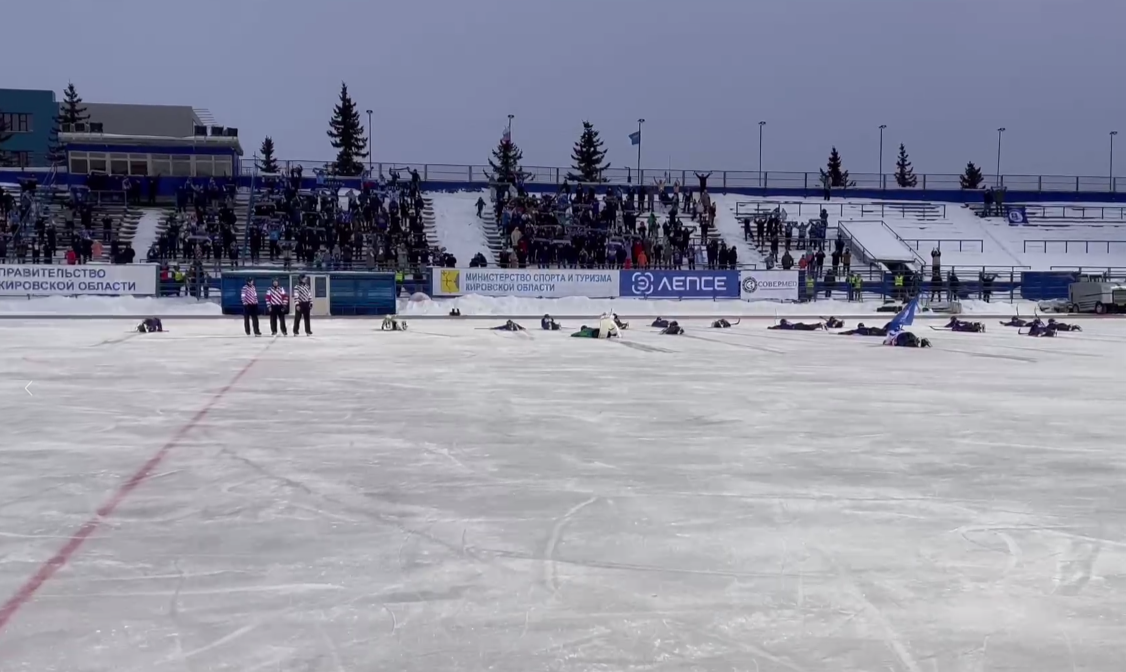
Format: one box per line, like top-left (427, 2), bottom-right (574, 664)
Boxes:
top-left (885, 296), bottom-right (920, 335)
top-left (629, 131), bottom-right (641, 146)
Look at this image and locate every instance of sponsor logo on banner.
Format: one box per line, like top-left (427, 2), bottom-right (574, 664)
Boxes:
top-left (431, 268), bottom-right (617, 298)
top-left (619, 270), bottom-right (740, 298)
top-left (1006, 206), bottom-right (1028, 226)
top-left (0, 264), bottom-right (158, 296)
top-left (739, 270), bottom-right (799, 301)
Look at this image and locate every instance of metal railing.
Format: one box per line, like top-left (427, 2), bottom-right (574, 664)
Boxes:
top-left (1024, 240), bottom-right (1126, 254)
top-left (903, 239), bottom-right (985, 253)
top-left (734, 200), bottom-right (948, 220)
top-left (1022, 205), bottom-right (1126, 221)
top-left (235, 160), bottom-right (1126, 194)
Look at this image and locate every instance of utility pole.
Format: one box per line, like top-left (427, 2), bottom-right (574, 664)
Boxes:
top-left (365, 109), bottom-right (373, 173)
top-left (996, 127), bottom-right (1006, 187)
top-left (758, 121), bottom-right (766, 188)
top-left (1111, 131), bottom-right (1118, 192)
top-left (878, 124), bottom-right (887, 189)
top-left (636, 118), bottom-right (645, 184)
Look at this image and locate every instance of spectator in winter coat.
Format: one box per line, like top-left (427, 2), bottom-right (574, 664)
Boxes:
top-left (781, 250), bottom-right (794, 270)
top-left (842, 248), bottom-right (852, 274)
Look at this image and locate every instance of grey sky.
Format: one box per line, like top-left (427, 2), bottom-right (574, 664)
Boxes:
top-left (6, 0), bottom-right (1124, 177)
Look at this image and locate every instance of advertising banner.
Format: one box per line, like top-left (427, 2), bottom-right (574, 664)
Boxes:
top-left (738, 270), bottom-right (799, 301)
top-left (618, 269), bottom-right (740, 299)
top-left (0, 264), bottom-right (158, 296)
top-left (431, 268), bottom-right (618, 298)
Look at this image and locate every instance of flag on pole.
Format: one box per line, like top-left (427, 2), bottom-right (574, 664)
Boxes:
top-left (502, 128), bottom-right (511, 144)
top-left (629, 131), bottom-right (641, 146)
top-left (884, 296), bottom-right (919, 336)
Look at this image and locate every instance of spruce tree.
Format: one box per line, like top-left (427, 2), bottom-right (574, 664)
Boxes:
top-left (566, 121), bottom-right (610, 183)
top-left (960, 161), bottom-right (984, 189)
top-left (0, 113), bottom-right (13, 167)
top-left (326, 82), bottom-right (368, 177)
top-left (46, 115), bottom-right (66, 167)
top-left (257, 136), bottom-right (279, 174)
top-left (819, 146), bottom-right (854, 188)
top-left (59, 82), bottom-right (90, 126)
top-left (486, 135), bottom-right (530, 184)
top-left (894, 143), bottom-right (917, 188)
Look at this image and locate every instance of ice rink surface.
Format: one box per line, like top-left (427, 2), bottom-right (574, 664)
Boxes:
top-left (0, 316), bottom-right (1124, 672)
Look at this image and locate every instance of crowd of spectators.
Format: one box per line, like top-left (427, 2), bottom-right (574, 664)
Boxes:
top-left (486, 177), bottom-right (740, 269)
top-left (0, 181), bottom-right (136, 265)
top-left (146, 178), bottom-right (239, 266)
top-left (243, 167), bottom-right (450, 272)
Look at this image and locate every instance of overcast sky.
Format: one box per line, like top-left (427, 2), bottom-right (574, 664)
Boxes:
top-left (5, 0), bottom-right (1124, 177)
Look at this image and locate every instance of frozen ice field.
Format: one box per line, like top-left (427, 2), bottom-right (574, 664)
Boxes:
top-left (0, 317), bottom-right (1124, 672)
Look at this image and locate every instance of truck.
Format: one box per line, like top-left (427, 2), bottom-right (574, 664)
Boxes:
top-left (1068, 275), bottom-right (1126, 314)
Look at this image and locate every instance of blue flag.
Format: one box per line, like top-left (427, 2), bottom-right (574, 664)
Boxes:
top-left (629, 131), bottom-right (641, 146)
top-left (885, 296), bottom-right (919, 334)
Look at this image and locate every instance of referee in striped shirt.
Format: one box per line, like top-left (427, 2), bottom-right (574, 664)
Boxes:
top-left (292, 275), bottom-right (313, 336)
top-left (241, 278), bottom-right (262, 336)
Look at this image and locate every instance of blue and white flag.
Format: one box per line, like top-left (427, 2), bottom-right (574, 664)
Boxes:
top-left (629, 131), bottom-right (641, 146)
top-left (885, 296), bottom-right (919, 335)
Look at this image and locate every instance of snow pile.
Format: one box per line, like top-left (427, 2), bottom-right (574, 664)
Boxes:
top-left (398, 294), bottom-right (1039, 317)
top-left (710, 193), bottom-right (766, 266)
top-left (130, 209), bottom-right (166, 256)
top-left (0, 296), bottom-right (223, 316)
top-left (428, 190), bottom-right (493, 265)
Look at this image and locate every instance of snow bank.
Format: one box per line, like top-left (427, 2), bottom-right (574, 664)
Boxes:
top-left (0, 296), bottom-right (223, 317)
top-left (398, 294), bottom-right (1039, 318)
top-left (130, 209), bottom-right (165, 256)
top-left (429, 191), bottom-right (493, 265)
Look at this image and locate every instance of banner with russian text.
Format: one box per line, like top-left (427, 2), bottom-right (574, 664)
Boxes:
top-left (431, 268), bottom-right (619, 298)
top-left (0, 264), bottom-right (159, 296)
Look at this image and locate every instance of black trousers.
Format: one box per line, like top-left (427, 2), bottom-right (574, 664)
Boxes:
top-left (269, 305), bottom-right (288, 335)
top-left (292, 302), bottom-right (312, 335)
top-left (243, 304), bottom-right (261, 335)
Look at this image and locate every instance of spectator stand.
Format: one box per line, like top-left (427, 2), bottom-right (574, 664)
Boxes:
top-left (485, 177), bottom-right (739, 270)
top-left (241, 165), bottom-right (445, 275)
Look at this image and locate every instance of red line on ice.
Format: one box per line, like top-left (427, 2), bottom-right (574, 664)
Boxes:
top-left (0, 346), bottom-right (270, 635)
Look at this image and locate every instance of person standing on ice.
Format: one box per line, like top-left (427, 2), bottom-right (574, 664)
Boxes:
top-left (266, 280), bottom-right (289, 337)
top-left (292, 275), bottom-right (314, 336)
top-left (241, 278), bottom-right (262, 337)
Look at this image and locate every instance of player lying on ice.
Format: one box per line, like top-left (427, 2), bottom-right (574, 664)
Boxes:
top-left (883, 331), bottom-right (931, 348)
top-left (941, 317), bottom-right (986, 333)
top-left (661, 320), bottom-right (685, 335)
top-left (769, 319), bottom-right (824, 331)
top-left (1044, 317), bottom-right (1081, 332)
top-left (136, 317), bottom-right (164, 333)
top-left (381, 316), bottom-right (408, 331)
top-left (541, 314), bottom-right (562, 330)
top-left (492, 320), bottom-right (526, 331)
top-left (651, 317), bottom-right (670, 328)
top-left (570, 315), bottom-right (621, 338)
top-left (1000, 315), bottom-right (1033, 327)
top-left (838, 322), bottom-right (889, 337)
top-left (611, 313), bottom-right (629, 330)
top-left (711, 318), bottom-right (739, 328)
top-left (822, 317), bottom-right (844, 329)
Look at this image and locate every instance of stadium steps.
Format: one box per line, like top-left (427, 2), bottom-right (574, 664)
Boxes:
top-left (419, 196), bottom-right (442, 250)
top-left (477, 202), bottom-right (506, 263)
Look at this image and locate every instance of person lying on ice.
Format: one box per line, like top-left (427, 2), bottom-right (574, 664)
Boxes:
top-left (541, 314), bottom-right (562, 330)
top-left (661, 320), bottom-right (685, 335)
top-left (823, 317), bottom-right (844, 329)
top-left (1022, 320), bottom-right (1062, 337)
top-left (571, 315), bottom-right (621, 338)
top-left (492, 320), bottom-right (526, 331)
top-left (612, 313), bottom-right (629, 330)
top-left (839, 322), bottom-right (887, 337)
top-left (711, 318), bottom-right (740, 328)
top-left (943, 317), bottom-right (986, 333)
top-left (651, 317), bottom-right (670, 329)
top-left (136, 317), bottom-right (164, 333)
top-left (1046, 318), bottom-right (1082, 332)
top-left (571, 325), bottom-right (601, 338)
top-left (769, 319), bottom-right (824, 331)
top-left (883, 331), bottom-right (931, 348)
top-left (381, 316), bottom-right (408, 331)
top-left (1000, 315), bottom-right (1032, 327)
